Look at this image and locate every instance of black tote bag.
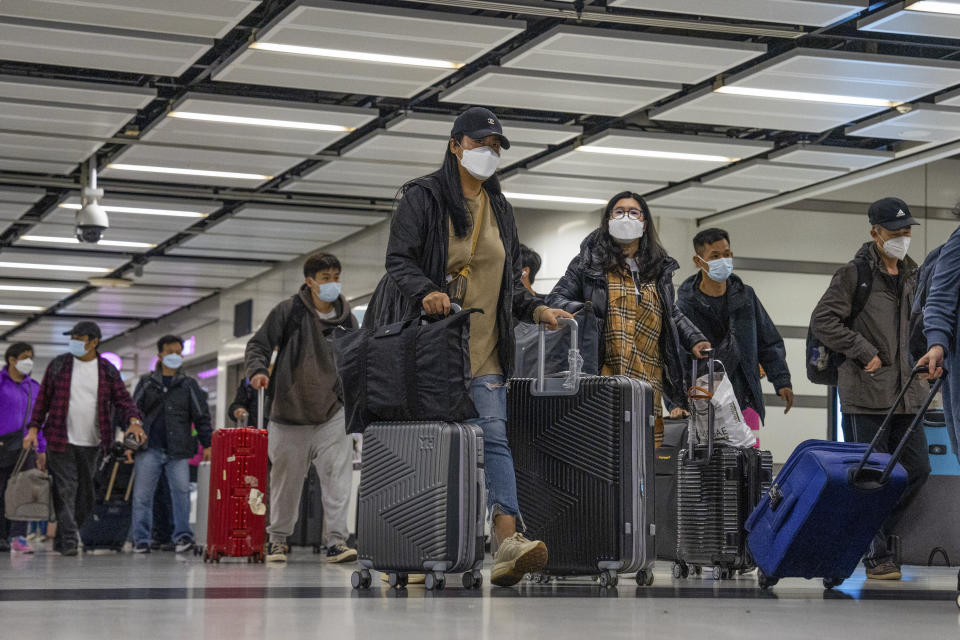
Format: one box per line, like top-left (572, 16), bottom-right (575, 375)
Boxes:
top-left (333, 307), bottom-right (481, 433)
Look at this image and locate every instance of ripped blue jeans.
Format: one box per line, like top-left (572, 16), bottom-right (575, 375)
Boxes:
top-left (468, 374), bottom-right (523, 527)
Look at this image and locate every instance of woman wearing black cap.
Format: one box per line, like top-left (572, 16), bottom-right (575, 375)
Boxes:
top-left (368, 106), bottom-right (571, 587)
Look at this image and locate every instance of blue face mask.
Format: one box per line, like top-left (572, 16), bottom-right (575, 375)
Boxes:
top-left (68, 339), bottom-right (89, 358)
top-left (704, 257), bottom-right (734, 282)
top-left (315, 281), bottom-right (341, 303)
top-left (162, 353), bottom-right (184, 370)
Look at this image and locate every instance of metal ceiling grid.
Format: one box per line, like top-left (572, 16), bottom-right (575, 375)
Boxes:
top-left (701, 159), bottom-right (848, 192)
top-left (212, 0), bottom-right (526, 98)
top-left (607, 0), bottom-right (867, 26)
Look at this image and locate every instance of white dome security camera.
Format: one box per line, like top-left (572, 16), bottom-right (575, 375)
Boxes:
top-left (75, 159), bottom-right (109, 244)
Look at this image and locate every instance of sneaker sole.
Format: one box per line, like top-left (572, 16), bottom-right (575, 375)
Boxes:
top-left (490, 542), bottom-right (548, 587)
top-left (866, 573), bottom-right (902, 580)
top-left (266, 555), bottom-right (287, 563)
top-left (326, 549), bottom-right (358, 564)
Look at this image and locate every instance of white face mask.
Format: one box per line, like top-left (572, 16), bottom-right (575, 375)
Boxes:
top-left (459, 146), bottom-right (500, 181)
top-left (880, 235), bottom-right (910, 261)
top-left (608, 217), bottom-right (645, 242)
top-left (14, 358), bottom-right (33, 376)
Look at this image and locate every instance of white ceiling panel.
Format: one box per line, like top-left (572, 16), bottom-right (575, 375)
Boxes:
top-left (652, 49), bottom-right (960, 132)
top-left (0, 19), bottom-right (212, 76)
top-left (0, 131), bottom-right (101, 166)
top-left (54, 195), bottom-right (218, 233)
top-left (166, 247), bottom-right (296, 262)
top-left (0, 188), bottom-right (44, 224)
top-left (0, 157), bottom-right (79, 175)
top-left (0, 278), bottom-right (79, 308)
top-left (650, 205), bottom-right (713, 219)
top-left (859, 1), bottom-right (960, 39)
top-left (0, 99), bottom-right (135, 138)
top-left (937, 87), bottom-right (960, 107)
top-left (213, 1), bottom-right (525, 98)
top-left (180, 234), bottom-right (327, 256)
top-left (647, 183), bottom-right (778, 212)
top-left (234, 205), bottom-right (385, 227)
top-left (144, 94), bottom-right (377, 155)
top-left (847, 103), bottom-right (960, 142)
top-left (0, 0), bottom-right (259, 39)
top-left (502, 25), bottom-right (766, 85)
top-left (608, 0), bottom-right (866, 26)
top-left (343, 131), bottom-right (547, 166)
top-left (387, 112), bottom-right (581, 147)
top-left (0, 75), bottom-right (155, 110)
top-left (502, 170), bottom-right (665, 211)
top-left (768, 144), bottom-right (894, 169)
top-left (206, 217), bottom-right (363, 242)
top-left (530, 130), bottom-right (772, 183)
top-left (0, 249), bottom-right (125, 281)
top-left (8, 317), bottom-right (138, 343)
top-left (15, 223), bottom-right (168, 252)
top-left (60, 286), bottom-right (213, 319)
top-left (442, 68), bottom-right (680, 117)
top-left (135, 257), bottom-right (269, 289)
top-left (102, 145), bottom-right (304, 188)
top-left (702, 159), bottom-right (847, 192)
top-left (280, 180), bottom-right (401, 199)
top-left (295, 159), bottom-right (435, 191)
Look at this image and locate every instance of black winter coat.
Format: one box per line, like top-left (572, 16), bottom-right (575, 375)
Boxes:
top-left (546, 229), bottom-right (707, 409)
top-left (133, 371), bottom-right (212, 459)
top-left (676, 272), bottom-right (791, 423)
top-left (364, 172), bottom-right (542, 378)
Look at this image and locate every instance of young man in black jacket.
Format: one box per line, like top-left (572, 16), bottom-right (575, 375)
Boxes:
top-left (131, 335), bottom-right (212, 553)
top-left (676, 229), bottom-right (794, 431)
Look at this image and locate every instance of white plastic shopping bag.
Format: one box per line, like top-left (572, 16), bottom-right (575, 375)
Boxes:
top-left (691, 370), bottom-right (756, 448)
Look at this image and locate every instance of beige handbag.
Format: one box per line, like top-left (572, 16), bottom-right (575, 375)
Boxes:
top-left (4, 449), bottom-right (56, 522)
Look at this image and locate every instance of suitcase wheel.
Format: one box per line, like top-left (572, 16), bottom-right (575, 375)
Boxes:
top-left (351, 570), bottom-right (372, 590)
top-left (635, 569), bottom-right (654, 587)
top-left (425, 572), bottom-right (446, 591)
top-left (598, 570), bottom-right (618, 588)
top-left (672, 563), bottom-right (689, 580)
top-left (461, 570), bottom-right (483, 590)
top-left (757, 570), bottom-right (778, 590)
top-left (386, 573), bottom-right (409, 589)
top-left (955, 593), bottom-right (960, 610)
top-left (712, 566), bottom-right (733, 581)
top-left (822, 577), bottom-right (844, 590)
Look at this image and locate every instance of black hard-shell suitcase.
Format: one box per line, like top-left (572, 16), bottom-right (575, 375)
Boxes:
top-left (654, 419), bottom-right (688, 561)
top-left (80, 453), bottom-right (135, 552)
top-left (508, 318), bottom-right (656, 588)
top-left (289, 467), bottom-right (324, 553)
top-left (674, 353), bottom-right (773, 580)
top-left (351, 421), bottom-right (485, 591)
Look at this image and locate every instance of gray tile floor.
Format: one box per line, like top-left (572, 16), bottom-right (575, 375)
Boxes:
top-left (1, 546), bottom-right (959, 639)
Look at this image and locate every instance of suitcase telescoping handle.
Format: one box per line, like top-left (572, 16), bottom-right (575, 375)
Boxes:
top-left (532, 317), bottom-right (580, 397)
top-left (258, 386), bottom-right (265, 431)
top-left (686, 348), bottom-right (716, 465)
top-left (853, 365), bottom-right (946, 486)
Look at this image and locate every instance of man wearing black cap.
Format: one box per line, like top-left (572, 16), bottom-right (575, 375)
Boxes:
top-left (811, 197), bottom-right (930, 580)
top-left (23, 321), bottom-right (143, 556)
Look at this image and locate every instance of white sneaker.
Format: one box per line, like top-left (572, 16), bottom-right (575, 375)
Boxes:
top-left (491, 534), bottom-right (547, 587)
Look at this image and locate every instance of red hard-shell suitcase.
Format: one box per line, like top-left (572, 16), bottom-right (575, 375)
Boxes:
top-left (204, 389), bottom-right (269, 563)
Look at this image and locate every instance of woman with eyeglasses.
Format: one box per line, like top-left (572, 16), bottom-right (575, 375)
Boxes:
top-left (547, 191), bottom-right (711, 446)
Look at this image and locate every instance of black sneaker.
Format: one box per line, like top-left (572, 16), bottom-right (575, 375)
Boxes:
top-left (133, 542), bottom-right (151, 554)
top-left (174, 537), bottom-right (194, 553)
top-left (61, 544), bottom-right (79, 557)
top-left (266, 541), bottom-right (287, 563)
top-left (326, 543), bottom-right (357, 564)
top-left (0, 539), bottom-right (10, 552)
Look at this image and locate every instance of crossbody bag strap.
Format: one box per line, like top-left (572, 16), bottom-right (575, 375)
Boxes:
top-left (449, 197), bottom-right (486, 281)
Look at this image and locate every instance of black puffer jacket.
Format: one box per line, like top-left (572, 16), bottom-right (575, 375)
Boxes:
top-left (364, 171), bottom-right (542, 378)
top-left (546, 229), bottom-right (706, 409)
top-left (133, 371), bottom-right (212, 459)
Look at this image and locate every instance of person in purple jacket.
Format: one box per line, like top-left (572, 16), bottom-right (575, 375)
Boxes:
top-left (0, 342), bottom-right (46, 553)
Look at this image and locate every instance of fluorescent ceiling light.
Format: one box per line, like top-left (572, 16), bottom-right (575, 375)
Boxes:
top-left (108, 164), bottom-right (272, 181)
top-left (249, 42), bottom-right (463, 69)
top-left (0, 304), bottom-right (44, 311)
top-left (0, 261), bottom-right (110, 273)
top-left (907, 1), bottom-right (960, 15)
top-left (58, 203), bottom-right (208, 218)
top-left (715, 85), bottom-right (899, 108)
top-left (504, 191), bottom-right (607, 205)
top-left (0, 284), bottom-right (77, 293)
top-left (576, 145), bottom-right (740, 163)
top-left (0, 320), bottom-right (18, 326)
top-left (167, 111), bottom-right (354, 133)
top-left (20, 235), bottom-right (154, 249)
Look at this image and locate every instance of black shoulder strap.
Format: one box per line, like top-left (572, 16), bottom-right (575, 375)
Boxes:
top-left (276, 295), bottom-right (308, 365)
top-left (849, 258), bottom-right (873, 325)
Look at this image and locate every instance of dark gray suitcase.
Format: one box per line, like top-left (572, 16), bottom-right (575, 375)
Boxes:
top-left (351, 421), bottom-right (485, 591)
top-left (289, 467), bottom-right (324, 553)
top-left (508, 318), bottom-right (656, 588)
top-left (654, 419), bottom-right (688, 561)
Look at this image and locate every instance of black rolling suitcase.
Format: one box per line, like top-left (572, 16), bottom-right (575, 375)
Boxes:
top-left (351, 421), bottom-right (485, 591)
top-left (80, 446), bottom-right (135, 552)
top-left (289, 467), bottom-right (324, 553)
top-left (508, 319), bottom-right (656, 588)
top-left (654, 419), bottom-right (688, 561)
top-left (674, 353), bottom-right (772, 580)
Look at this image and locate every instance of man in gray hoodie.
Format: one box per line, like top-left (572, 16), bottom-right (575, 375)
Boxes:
top-left (245, 252), bottom-right (358, 564)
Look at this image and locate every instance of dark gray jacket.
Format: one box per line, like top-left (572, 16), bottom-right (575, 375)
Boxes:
top-left (811, 241), bottom-right (926, 414)
top-left (676, 272), bottom-right (791, 423)
top-left (133, 371), bottom-right (212, 459)
top-left (245, 287), bottom-right (357, 425)
top-left (364, 172), bottom-right (542, 378)
top-left (546, 229), bottom-right (707, 409)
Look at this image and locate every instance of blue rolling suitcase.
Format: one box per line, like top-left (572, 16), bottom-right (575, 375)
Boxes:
top-left (746, 366), bottom-right (944, 590)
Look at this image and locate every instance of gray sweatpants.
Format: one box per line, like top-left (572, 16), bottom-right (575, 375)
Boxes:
top-left (267, 409), bottom-right (353, 547)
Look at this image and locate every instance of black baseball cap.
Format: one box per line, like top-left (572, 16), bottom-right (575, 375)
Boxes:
top-left (868, 197), bottom-right (919, 230)
top-left (64, 321), bottom-right (102, 341)
top-left (451, 107), bottom-right (510, 149)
